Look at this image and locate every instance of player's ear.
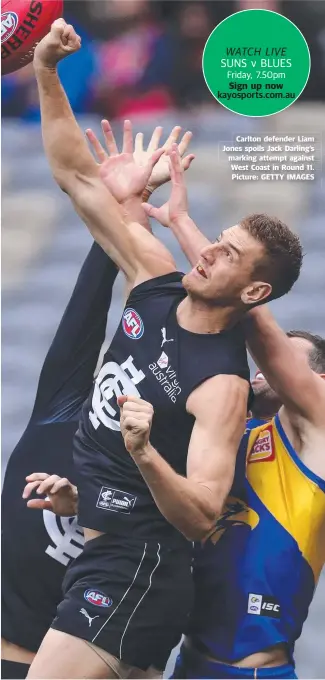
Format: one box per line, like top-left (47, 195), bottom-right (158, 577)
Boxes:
top-left (241, 281), bottom-right (272, 306)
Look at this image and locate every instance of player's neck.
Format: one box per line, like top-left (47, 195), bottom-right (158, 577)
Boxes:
top-left (251, 401), bottom-right (280, 421)
top-left (177, 297), bottom-right (242, 333)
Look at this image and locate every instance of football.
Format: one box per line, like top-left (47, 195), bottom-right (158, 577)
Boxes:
top-left (1, 0), bottom-right (63, 76)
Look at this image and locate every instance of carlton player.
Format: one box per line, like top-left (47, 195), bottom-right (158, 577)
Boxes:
top-left (1, 106), bottom-right (193, 680)
top-left (148, 202), bottom-right (325, 678)
top-left (26, 330), bottom-right (325, 679)
top-left (27, 20), bottom-right (301, 680)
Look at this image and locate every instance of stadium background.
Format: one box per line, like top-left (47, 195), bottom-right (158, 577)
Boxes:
top-left (2, 0), bottom-right (325, 676)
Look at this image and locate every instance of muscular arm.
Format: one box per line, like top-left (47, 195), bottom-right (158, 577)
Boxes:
top-left (244, 307), bottom-right (325, 426)
top-left (34, 64), bottom-right (138, 280)
top-left (131, 375), bottom-right (248, 540)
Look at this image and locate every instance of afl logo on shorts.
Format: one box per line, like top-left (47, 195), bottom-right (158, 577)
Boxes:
top-left (122, 308), bottom-right (144, 340)
top-left (84, 589), bottom-right (113, 608)
top-left (1, 12), bottom-right (18, 43)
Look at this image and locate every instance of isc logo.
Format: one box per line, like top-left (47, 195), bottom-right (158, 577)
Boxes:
top-left (262, 602), bottom-right (280, 612)
top-left (248, 593), bottom-right (280, 618)
top-left (1, 12), bottom-right (18, 42)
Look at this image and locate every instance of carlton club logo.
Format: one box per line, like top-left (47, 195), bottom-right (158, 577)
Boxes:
top-left (1, 11), bottom-right (18, 42)
top-left (122, 308), bottom-right (144, 340)
top-left (208, 496), bottom-right (259, 545)
top-left (84, 589), bottom-right (113, 608)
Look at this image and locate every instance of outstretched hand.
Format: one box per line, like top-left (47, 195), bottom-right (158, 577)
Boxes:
top-left (85, 121), bottom-right (195, 198)
top-left (142, 144), bottom-right (189, 228)
top-left (23, 473), bottom-right (78, 516)
top-left (86, 120), bottom-right (164, 203)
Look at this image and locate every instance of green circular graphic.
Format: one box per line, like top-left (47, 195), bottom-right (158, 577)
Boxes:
top-left (202, 10), bottom-right (310, 117)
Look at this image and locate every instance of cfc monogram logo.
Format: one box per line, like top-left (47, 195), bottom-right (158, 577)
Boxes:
top-left (43, 511), bottom-right (84, 566)
top-left (89, 355), bottom-right (145, 431)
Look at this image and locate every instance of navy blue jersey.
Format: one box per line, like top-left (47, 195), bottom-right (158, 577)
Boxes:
top-left (1, 243), bottom-right (118, 652)
top-left (75, 273), bottom-right (251, 544)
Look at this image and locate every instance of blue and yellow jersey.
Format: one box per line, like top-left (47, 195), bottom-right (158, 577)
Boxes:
top-left (190, 415), bottom-right (325, 662)
top-left (246, 415), bottom-right (270, 431)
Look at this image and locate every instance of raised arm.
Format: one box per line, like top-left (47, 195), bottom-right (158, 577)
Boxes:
top-left (142, 144), bottom-right (211, 266)
top-left (244, 306), bottom-right (325, 426)
top-left (118, 375), bottom-right (248, 541)
top-left (32, 244), bottom-right (117, 423)
top-left (33, 20), bottom-right (172, 285)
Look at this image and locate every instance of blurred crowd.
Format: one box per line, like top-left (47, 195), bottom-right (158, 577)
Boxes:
top-left (2, 0), bottom-right (325, 121)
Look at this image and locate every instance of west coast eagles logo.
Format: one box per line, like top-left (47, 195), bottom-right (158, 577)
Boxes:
top-left (208, 497), bottom-right (259, 545)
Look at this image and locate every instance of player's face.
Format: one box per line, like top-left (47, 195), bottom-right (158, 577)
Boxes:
top-left (183, 226), bottom-right (271, 306)
top-left (251, 371), bottom-right (277, 403)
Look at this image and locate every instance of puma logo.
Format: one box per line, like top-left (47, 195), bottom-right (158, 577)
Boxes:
top-left (161, 327), bottom-right (174, 348)
top-left (80, 608), bottom-right (99, 627)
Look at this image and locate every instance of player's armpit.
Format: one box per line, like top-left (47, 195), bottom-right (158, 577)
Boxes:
top-left (186, 374), bottom-right (249, 532)
top-left (244, 307), bottom-right (325, 426)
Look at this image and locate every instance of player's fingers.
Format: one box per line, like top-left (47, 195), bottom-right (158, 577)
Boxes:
top-left (142, 202), bottom-right (158, 219)
top-left (182, 154), bottom-right (195, 171)
top-left (147, 127), bottom-right (163, 153)
top-left (49, 478), bottom-right (73, 495)
top-left (178, 131), bottom-right (193, 156)
top-left (122, 120), bottom-right (133, 154)
top-left (25, 473), bottom-right (50, 482)
top-left (27, 499), bottom-right (53, 511)
top-left (37, 475), bottom-right (62, 495)
top-left (62, 24), bottom-right (78, 47)
top-left (85, 129), bottom-right (107, 163)
top-left (163, 126), bottom-right (182, 150)
top-left (51, 18), bottom-right (66, 37)
top-left (170, 145), bottom-right (184, 183)
top-left (123, 401), bottom-right (153, 413)
top-left (134, 132), bottom-right (144, 155)
top-left (148, 148), bottom-right (165, 172)
top-left (101, 120), bottom-right (119, 155)
top-left (117, 395), bottom-right (128, 408)
top-left (22, 480), bottom-right (42, 499)
top-left (119, 395), bottom-right (151, 406)
top-left (122, 402), bottom-right (153, 419)
top-left (124, 417), bottom-right (150, 431)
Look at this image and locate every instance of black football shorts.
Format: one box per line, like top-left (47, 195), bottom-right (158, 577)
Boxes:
top-left (51, 533), bottom-right (193, 671)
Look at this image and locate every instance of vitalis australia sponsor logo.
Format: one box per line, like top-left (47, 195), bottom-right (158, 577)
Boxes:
top-left (43, 510), bottom-right (84, 567)
top-left (149, 352), bottom-right (181, 403)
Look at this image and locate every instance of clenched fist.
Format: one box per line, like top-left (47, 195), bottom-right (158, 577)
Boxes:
top-left (118, 396), bottom-right (154, 455)
top-left (34, 18), bottom-right (81, 70)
